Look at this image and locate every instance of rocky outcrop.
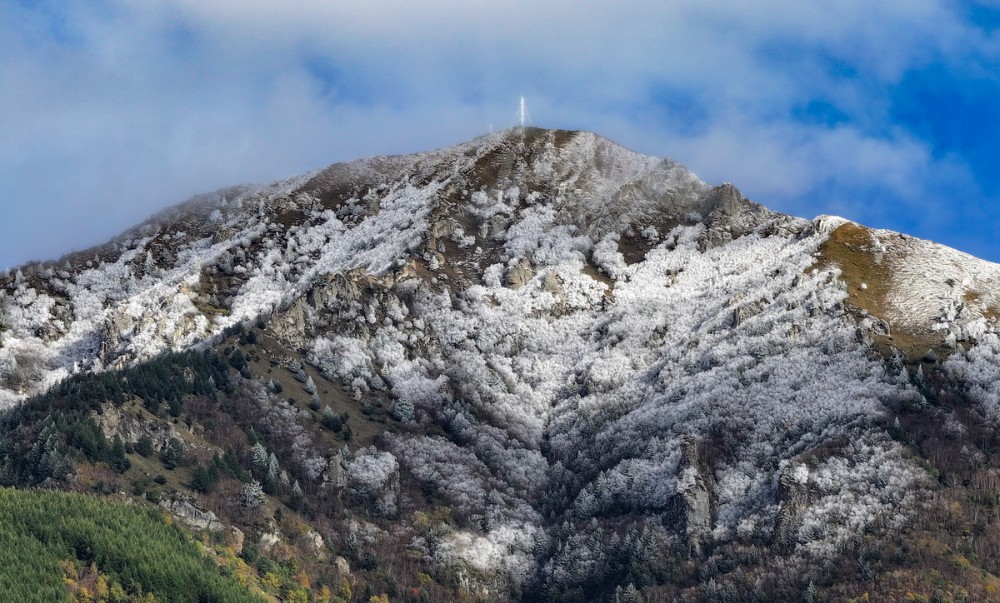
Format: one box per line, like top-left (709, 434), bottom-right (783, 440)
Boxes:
top-left (427, 217), bottom-right (459, 253)
top-left (731, 296), bottom-right (769, 328)
top-left (334, 556), bottom-right (351, 576)
top-left (160, 498), bottom-right (224, 532)
top-left (304, 529), bottom-right (328, 560)
top-left (271, 267), bottom-right (417, 349)
top-left (699, 183), bottom-right (799, 251)
top-left (228, 526), bottom-right (245, 555)
top-left (321, 446), bottom-right (351, 491)
top-left (260, 529), bottom-right (281, 553)
top-left (676, 438), bottom-right (714, 555)
top-left (505, 258), bottom-right (534, 289)
top-left (97, 291), bottom-right (207, 370)
top-left (94, 404), bottom-right (178, 451)
top-left (775, 462), bottom-right (811, 550)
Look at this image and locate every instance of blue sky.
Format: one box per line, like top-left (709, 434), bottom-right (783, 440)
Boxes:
top-left (2, 1), bottom-right (1000, 270)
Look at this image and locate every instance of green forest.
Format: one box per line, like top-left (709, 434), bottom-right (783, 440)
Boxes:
top-left (0, 332), bottom-right (430, 602)
top-left (0, 487), bottom-right (264, 602)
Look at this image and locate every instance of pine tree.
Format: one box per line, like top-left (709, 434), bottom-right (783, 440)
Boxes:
top-left (321, 407), bottom-right (342, 432)
top-left (135, 435), bottom-right (154, 457)
top-left (110, 436), bottom-right (131, 473)
top-left (290, 480), bottom-right (305, 510)
top-left (251, 442), bottom-right (268, 471)
top-left (160, 438), bottom-right (184, 470)
top-left (263, 452), bottom-right (281, 495)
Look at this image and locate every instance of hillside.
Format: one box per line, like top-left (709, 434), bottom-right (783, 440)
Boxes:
top-left (0, 487), bottom-right (266, 603)
top-left (4, 128), bottom-right (1000, 601)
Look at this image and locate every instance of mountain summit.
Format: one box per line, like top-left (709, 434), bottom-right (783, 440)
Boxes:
top-left (4, 128), bottom-right (1000, 600)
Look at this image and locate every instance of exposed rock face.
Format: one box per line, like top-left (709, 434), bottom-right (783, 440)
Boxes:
top-left (94, 404), bottom-right (178, 451)
top-left (731, 296), bottom-right (768, 328)
top-left (775, 463), bottom-right (811, 550)
top-left (676, 438), bottom-right (713, 555)
top-left (505, 258), bottom-right (534, 289)
top-left (229, 526), bottom-right (245, 555)
top-left (260, 530), bottom-right (281, 553)
top-left (98, 291), bottom-right (208, 370)
top-left (304, 530), bottom-right (327, 560)
top-left (700, 183), bottom-right (806, 251)
top-left (270, 268), bottom-right (415, 350)
top-left (160, 498), bottom-right (224, 532)
top-left (700, 184), bottom-right (761, 250)
top-left (334, 556), bottom-right (351, 576)
top-left (321, 446), bottom-right (350, 491)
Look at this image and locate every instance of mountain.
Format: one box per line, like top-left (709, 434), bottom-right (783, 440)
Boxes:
top-left (4, 127), bottom-right (1000, 601)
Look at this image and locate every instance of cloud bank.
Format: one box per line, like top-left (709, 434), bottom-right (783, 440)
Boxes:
top-left (2, 0), bottom-right (999, 268)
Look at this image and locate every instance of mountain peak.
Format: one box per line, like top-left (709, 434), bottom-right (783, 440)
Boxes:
top-left (2, 128), bottom-right (998, 406)
top-left (7, 129), bottom-right (1000, 599)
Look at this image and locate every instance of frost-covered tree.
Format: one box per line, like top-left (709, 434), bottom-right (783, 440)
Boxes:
top-left (321, 406), bottom-right (343, 432)
top-left (143, 251), bottom-right (157, 276)
top-left (263, 452), bottom-right (281, 495)
top-left (390, 398), bottom-right (414, 423)
top-left (267, 452), bottom-right (280, 480)
top-left (251, 442), bottom-right (268, 471)
top-left (239, 480), bottom-right (266, 516)
top-left (345, 447), bottom-right (399, 517)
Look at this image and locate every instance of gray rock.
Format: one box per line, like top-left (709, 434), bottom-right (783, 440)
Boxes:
top-left (160, 498), bottom-right (224, 532)
top-left (677, 438), bottom-right (713, 555)
top-left (505, 258), bottom-right (534, 289)
top-left (229, 526), bottom-right (245, 555)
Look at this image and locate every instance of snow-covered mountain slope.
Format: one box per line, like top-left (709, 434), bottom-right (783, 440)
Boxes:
top-left (5, 127), bottom-right (1000, 597)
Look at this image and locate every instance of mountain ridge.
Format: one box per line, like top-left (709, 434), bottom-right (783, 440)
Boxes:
top-left (3, 127), bottom-right (997, 405)
top-left (5, 128), bottom-right (1000, 600)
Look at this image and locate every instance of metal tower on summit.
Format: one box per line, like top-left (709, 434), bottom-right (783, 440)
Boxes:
top-left (517, 96), bottom-right (531, 127)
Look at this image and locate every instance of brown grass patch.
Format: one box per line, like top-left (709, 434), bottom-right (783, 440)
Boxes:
top-left (966, 290), bottom-right (1000, 323)
top-left (815, 223), bottom-right (947, 360)
top-left (984, 306), bottom-right (1000, 323)
top-left (581, 263), bottom-right (615, 300)
top-left (815, 223), bottom-right (892, 318)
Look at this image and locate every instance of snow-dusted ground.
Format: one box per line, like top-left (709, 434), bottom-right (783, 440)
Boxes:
top-left (4, 127), bottom-right (998, 584)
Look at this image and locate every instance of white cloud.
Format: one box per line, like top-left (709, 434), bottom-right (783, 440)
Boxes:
top-left (0, 0), bottom-right (995, 268)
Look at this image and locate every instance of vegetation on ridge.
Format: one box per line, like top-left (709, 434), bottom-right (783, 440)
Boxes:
top-left (0, 487), bottom-right (264, 602)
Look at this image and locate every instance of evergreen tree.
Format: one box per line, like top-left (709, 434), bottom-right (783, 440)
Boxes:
top-left (135, 435), bottom-right (154, 457)
top-left (290, 480), bottom-right (304, 510)
top-left (321, 407), bottom-right (342, 432)
top-left (251, 442), bottom-right (268, 471)
top-left (109, 436), bottom-right (131, 473)
top-left (160, 438), bottom-right (184, 470)
top-left (191, 464), bottom-right (219, 494)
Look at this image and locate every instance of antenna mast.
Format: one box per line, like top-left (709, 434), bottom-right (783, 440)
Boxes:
top-left (517, 96), bottom-right (531, 128)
